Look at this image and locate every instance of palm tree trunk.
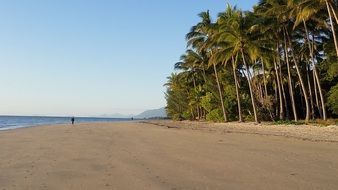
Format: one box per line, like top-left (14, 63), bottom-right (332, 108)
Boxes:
top-left (311, 36), bottom-right (322, 118)
top-left (303, 21), bottom-right (315, 120)
top-left (299, 86), bottom-right (306, 114)
top-left (259, 81), bottom-right (264, 103)
top-left (232, 56), bottom-right (243, 122)
top-left (241, 50), bottom-right (258, 123)
top-left (261, 58), bottom-right (268, 98)
top-left (313, 68), bottom-right (327, 120)
top-left (278, 54), bottom-right (290, 120)
top-left (274, 58), bottom-right (284, 120)
top-left (311, 57), bottom-right (327, 120)
top-left (285, 29), bottom-right (310, 122)
top-left (313, 70), bottom-right (322, 118)
top-left (213, 63), bottom-right (228, 122)
top-left (283, 30), bottom-right (298, 121)
top-left (274, 77), bottom-right (279, 118)
top-left (326, 0), bottom-right (338, 58)
top-left (303, 20), bottom-right (327, 120)
top-left (306, 64), bottom-right (315, 119)
top-left (191, 108), bottom-right (195, 120)
top-left (192, 75), bottom-right (200, 120)
top-left (280, 73), bottom-right (290, 120)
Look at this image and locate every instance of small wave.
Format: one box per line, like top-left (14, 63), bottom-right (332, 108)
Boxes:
top-left (0, 124), bottom-right (17, 127)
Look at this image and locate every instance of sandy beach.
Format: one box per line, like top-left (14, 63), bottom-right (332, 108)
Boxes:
top-left (1, 122), bottom-right (338, 190)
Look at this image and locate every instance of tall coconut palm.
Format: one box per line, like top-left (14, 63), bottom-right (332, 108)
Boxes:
top-left (175, 50), bottom-right (205, 120)
top-left (212, 4), bottom-right (244, 122)
top-left (186, 11), bottom-right (228, 122)
top-left (216, 9), bottom-right (261, 123)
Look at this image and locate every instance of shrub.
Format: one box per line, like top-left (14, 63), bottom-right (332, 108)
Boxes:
top-left (328, 84), bottom-right (338, 115)
top-left (206, 109), bottom-right (223, 122)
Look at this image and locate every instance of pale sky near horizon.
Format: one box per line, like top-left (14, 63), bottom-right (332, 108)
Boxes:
top-left (0, 0), bottom-right (257, 116)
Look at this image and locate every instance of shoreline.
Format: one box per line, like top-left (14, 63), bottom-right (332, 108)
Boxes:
top-left (0, 119), bottom-right (135, 132)
top-left (3, 119), bottom-right (337, 143)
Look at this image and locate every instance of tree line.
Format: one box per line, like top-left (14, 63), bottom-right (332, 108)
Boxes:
top-left (165, 0), bottom-right (338, 123)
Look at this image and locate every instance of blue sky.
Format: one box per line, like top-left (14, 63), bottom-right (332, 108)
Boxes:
top-left (0, 0), bottom-right (257, 116)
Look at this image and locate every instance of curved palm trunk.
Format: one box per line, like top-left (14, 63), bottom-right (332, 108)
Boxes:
top-left (286, 30), bottom-right (310, 122)
top-left (232, 56), bottom-right (243, 122)
top-left (312, 52), bottom-right (327, 120)
top-left (280, 68), bottom-right (290, 119)
top-left (274, 58), bottom-right (284, 120)
top-left (326, 0), bottom-right (338, 58)
top-left (313, 71), bottom-right (323, 118)
top-left (261, 58), bottom-right (268, 98)
top-left (274, 77), bottom-right (279, 117)
top-left (303, 20), bottom-right (327, 120)
top-left (313, 68), bottom-right (326, 119)
top-left (213, 63), bottom-right (228, 122)
top-left (283, 30), bottom-right (298, 121)
top-left (190, 108), bottom-right (195, 120)
top-left (306, 64), bottom-right (315, 119)
top-left (241, 50), bottom-right (258, 123)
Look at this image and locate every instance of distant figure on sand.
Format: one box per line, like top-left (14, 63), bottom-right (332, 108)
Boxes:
top-left (71, 117), bottom-right (75, 125)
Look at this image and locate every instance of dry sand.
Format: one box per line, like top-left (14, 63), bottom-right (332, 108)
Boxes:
top-left (145, 120), bottom-right (338, 142)
top-left (0, 121), bottom-right (337, 190)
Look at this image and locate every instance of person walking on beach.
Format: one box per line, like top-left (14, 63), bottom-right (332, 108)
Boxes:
top-left (71, 117), bottom-right (75, 125)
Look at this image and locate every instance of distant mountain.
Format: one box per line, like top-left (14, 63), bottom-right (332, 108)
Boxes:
top-left (98, 107), bottom-right (167, 119)
top-left (135, 107), bottom-right (167, 119)
top-left (99, 113), bottom-right (133, 118)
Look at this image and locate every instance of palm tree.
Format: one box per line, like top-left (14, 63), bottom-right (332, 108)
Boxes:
top-left (175, 49), bottom-right (208, 120)
top-left (165, 73), bottom-right (189, 120)
top-left (214, 4), bottom-right (244, 122)
top-left (216, 9), bottom-right (261, 123)
top-left (186, 11), bottom-right (228, 122)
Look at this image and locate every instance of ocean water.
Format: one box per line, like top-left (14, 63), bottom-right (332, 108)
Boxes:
top-left (0, 116), bottom-right (131, 131)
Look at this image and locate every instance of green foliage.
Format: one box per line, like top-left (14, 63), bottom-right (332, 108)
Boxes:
top-left (222, 84), bottom-right (237, 119)
top-left (165, 0), bottom-right (338, 123)
top-left (328, 84), bottom-right (338, 115)
top-left (170, 113), bottom-right (183, 121)
top-left (244, 114), bottom-right (255, 122)
top-left (206, 109), bottom-right (223, 122)
top-left (182, 111), bottom-right (191, 120)
top-left (201, 92), bottom-right (214, 112)
top-left (325, 62), bottom-right (338, 81)
top-left (165, 73), bottom-right (191, 120)
top-left (274, 120), bottom-right (305, 125)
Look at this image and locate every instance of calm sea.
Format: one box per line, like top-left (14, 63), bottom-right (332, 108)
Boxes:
top-left (0, 116), bottom-right (131, 131)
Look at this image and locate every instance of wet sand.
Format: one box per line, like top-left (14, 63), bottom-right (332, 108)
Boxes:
top-left (0, 122), bottom-right (337, 190)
